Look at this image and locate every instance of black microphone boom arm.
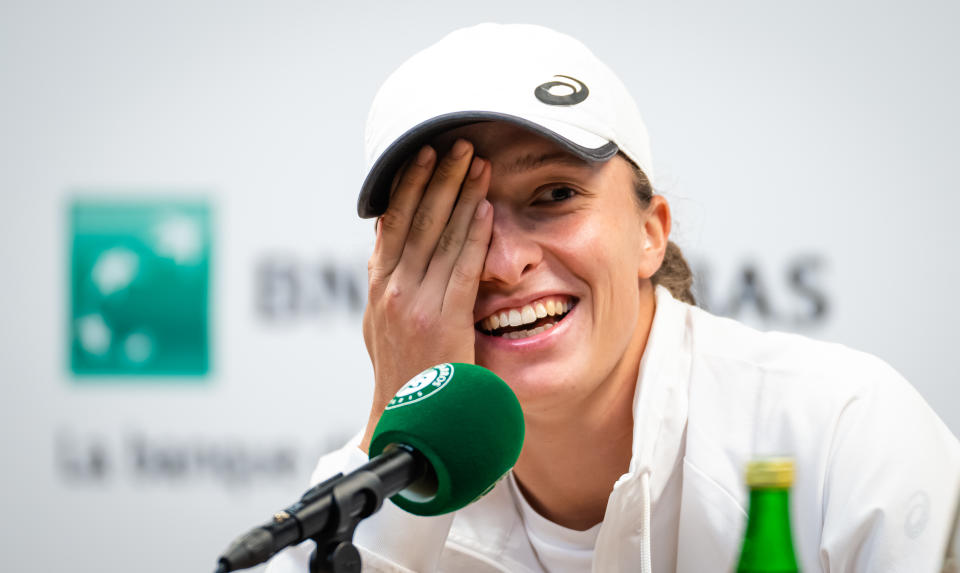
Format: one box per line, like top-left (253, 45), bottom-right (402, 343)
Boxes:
top-left (215, 444), bottom-right (427, 573)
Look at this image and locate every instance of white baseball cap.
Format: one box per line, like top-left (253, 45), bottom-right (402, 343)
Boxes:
top-left (357, 23), bottom-right (654, 218)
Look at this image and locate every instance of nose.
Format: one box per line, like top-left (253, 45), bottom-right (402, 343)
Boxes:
top-left (479, 208), bottom-right (543, 286)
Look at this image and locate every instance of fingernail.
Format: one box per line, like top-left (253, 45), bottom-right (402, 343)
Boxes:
top-left (452, 139), bottom-right (471, 159)
top-left (416, 146), bottom-right (434, 166)
top-left (475, 199), bottom-right (490, 219)
top-left (468, 157), bottom-right (484, 179)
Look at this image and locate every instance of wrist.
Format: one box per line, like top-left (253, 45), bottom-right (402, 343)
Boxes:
top-left (360, 406), bottom-right (384, 454)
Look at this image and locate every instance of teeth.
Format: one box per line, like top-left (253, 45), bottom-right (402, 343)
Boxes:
top-left (500, 321), bottom-right (558, 339)
top-left (521, 305), bottom-right (536, 324)
top-left (534, 302), bottom-right (547, 318)
top-left (482, 316), bottom-right (490, 331)
top-left (479, 297), bottom-right (575, 335)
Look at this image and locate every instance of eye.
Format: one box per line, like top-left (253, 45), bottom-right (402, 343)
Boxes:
top-left (533, 185), bottom-right (578, 204)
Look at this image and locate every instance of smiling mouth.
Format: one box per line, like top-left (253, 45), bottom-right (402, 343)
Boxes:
top-left (475, 296), bottom-right (578, 340)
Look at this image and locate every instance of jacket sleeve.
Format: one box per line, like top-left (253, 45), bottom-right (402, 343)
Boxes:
top-left (818, 364), bottom-right (960, 572)
top-left (265, 434), bottom-right (455, 573)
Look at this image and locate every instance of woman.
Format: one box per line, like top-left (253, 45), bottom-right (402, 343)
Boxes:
top-left (269, 23), bottom-right (960, 572)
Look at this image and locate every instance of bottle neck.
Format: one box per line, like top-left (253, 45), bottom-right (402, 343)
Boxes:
top-left (736, 487), bottom-right (799, 573)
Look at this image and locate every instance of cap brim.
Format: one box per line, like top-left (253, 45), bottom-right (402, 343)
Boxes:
top-left (357, 111), bottom-right (619, 218)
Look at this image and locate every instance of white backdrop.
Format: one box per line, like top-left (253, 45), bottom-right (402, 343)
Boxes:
top-left (1, 1), bottom-right (958, 571)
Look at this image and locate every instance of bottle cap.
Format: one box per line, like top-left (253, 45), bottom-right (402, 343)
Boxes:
top-left (745, 458), bottom-right (795, 488)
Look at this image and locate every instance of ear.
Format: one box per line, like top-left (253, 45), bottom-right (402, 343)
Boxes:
top-left (637, 195), bottom-right (671, 279)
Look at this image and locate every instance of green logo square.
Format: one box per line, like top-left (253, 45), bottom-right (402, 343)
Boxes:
top-left (69, 199), bottom-right (212, 377)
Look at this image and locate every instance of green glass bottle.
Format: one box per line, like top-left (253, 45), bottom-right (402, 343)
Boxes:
top-left (735, 458), bottom-right (800, 573)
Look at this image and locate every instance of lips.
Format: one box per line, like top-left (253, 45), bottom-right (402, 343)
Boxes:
top-left (476, 295), bottom-right (577, 339)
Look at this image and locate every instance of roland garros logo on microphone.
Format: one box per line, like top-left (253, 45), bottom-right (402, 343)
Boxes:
top-left (386, 363), bottom-right (454, 409)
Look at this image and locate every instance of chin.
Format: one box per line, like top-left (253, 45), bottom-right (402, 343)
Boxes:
top-left (477, 355), bottom-right (582, 408)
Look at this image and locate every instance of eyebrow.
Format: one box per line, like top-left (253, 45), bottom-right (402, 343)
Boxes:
top-left (504, 151), bottom-right (591, 174)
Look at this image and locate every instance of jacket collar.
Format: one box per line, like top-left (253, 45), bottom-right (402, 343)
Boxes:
top-left (625, 285), bottom-right (691, 500)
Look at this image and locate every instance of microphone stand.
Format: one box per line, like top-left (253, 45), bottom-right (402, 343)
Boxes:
top-left (215, 445), bottom-right (426, 573)
top-left (305, 446), bottom-right (426, 573)
top-left (305, 472), bottom-right (369, 573)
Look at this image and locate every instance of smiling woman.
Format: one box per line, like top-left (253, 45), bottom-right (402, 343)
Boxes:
top-left (265, 23), bottom-right (960, 573)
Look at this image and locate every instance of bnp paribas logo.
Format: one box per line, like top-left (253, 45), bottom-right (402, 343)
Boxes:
top-left (69, 199), bottom-right (211, 378)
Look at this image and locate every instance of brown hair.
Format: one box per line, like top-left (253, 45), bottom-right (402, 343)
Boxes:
top-left (629, 163), bottom-right (696, 305)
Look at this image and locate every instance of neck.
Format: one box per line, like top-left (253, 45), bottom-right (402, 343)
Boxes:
top-left (513, 284), bottom-right (657, 530)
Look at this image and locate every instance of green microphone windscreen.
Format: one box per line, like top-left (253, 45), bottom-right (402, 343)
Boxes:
top-left (368, 363), bottom-right (525, 516)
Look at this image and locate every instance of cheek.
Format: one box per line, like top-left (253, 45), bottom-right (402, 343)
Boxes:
top-left (551, 210), bottom-right (644, 279)
top-left (547, 234), bottom-right (643, 338)
top-left (558, 213), bottom-right (645, 325)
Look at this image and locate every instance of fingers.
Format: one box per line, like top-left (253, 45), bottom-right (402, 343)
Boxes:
top-left (442, 198), bottom-right (493, 313)
top-left (421, 156), bottom-right (491, 297)
top-left (369, 138), bottom-right (489, 322)
top-left (395, 139), bottom-right (475, 278)
top-left (372, 145), bottom-right (437, 276)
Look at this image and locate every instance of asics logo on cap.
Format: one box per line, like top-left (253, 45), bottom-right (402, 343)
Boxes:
top-left (534, 75), bottom-right (589, 106)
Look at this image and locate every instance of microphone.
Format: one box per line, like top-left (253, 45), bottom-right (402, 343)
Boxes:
top-left (215, 363), bottom-right (525, 572)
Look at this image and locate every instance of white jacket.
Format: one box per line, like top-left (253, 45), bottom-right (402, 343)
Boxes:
top-left (267, 286), bottom-right (960, 572)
